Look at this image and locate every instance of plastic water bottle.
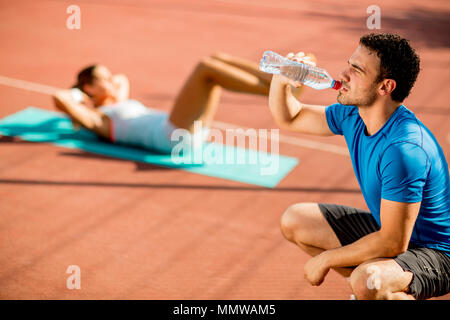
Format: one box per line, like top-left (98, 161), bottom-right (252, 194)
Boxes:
top-left (259, 51), bottom-right (342, 90)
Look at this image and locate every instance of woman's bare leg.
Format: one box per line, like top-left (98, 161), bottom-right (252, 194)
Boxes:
top-left (169, 55), bottom-right (273, 132)
top-left (210, 52), bottom-right (273, 86)
top-left (168, 53), bottom-right (314, 131)
top-left (210, 52), bottom-right (316, 101)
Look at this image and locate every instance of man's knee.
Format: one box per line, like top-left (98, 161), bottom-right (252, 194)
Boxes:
top-left (350, 264), bottom-right (379, 299)
top-left (350, 260), bottom-right (398, 300)
top-left (280, 203), bottom-right (314, 242)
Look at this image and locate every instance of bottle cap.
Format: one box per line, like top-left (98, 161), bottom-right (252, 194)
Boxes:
top-left (332, 80), bottom-right (342, 90)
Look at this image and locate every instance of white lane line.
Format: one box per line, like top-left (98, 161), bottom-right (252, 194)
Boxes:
top-left (0, 75), bottom-right (58, 95)
top-left (212, 120), bottom-right (349, 156)
top-left (0, 74), bottom-right (349, 156)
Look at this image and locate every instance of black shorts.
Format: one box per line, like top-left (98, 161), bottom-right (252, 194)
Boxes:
top-left (318, 203), bottom-right (450, 300)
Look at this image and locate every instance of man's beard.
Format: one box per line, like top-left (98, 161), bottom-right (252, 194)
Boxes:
top-left (337, 84), bottom-right (378, 107)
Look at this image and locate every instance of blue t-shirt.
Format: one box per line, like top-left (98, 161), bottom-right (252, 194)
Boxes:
top-left (326, 103), bottom-right (450, 255)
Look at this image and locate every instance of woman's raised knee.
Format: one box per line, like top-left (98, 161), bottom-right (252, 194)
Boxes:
top-left (194, 57), bottom-right (222, 81)
top-left (210, 52), bottom-right (231, 62)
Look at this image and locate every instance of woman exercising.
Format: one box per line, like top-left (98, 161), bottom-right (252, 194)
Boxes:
top-left (52, 52), bottom-right (315, 153)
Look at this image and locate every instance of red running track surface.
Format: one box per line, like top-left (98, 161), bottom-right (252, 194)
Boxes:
top-left (0, 0), bottom-right (449, 299)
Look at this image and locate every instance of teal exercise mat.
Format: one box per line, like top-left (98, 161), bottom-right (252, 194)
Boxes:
top-left (0, 107), bottom-right (298, 188)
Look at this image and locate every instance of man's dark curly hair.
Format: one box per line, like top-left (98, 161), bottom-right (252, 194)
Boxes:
top-left (359, 33), bottom-right (420, 102)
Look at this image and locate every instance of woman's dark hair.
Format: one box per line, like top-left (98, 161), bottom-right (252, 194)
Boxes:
top-left (359, 33), bottom-right (420, 102)
top-left (72, 64), bottom-right (98, 94)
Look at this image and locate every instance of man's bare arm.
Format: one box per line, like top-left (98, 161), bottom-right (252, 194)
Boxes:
top-left (302, 199), bottom-right (421, 286)
top-left (321, 200), bottom-right (421, 268)
top-left (268, 75), bottom-right (334, 136)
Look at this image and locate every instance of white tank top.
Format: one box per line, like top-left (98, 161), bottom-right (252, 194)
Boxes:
top-left (99, 100), bottom-right (174, 153)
